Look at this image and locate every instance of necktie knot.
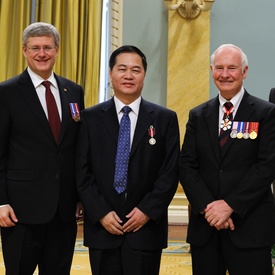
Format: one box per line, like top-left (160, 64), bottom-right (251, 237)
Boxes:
top-left (224, 102), bottom-right (233, 112)
top-left (42, 80), bottom-right (51, 89)
top-left (122, 106), bottom-right (131, 115)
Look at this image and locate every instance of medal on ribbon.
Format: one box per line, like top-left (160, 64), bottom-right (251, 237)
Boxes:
top-left (220, 104), bottom-right (234, 131)
top-left (148, 125), bottom-right (156, 145)
top-left (237, 121), bottom-right (245, 139)
top-left (243, 122), bottom-right (250, 139)
top-left (230, 121), bottom-right (238, 138)
top-left (69, 103), bottom-right (80, 122)
top-left (231, 121), bottom-right (259, 140)
top-left (249, 122), bottom-right (259, 139)
top-left (220, 118), bottom-right (232, 131)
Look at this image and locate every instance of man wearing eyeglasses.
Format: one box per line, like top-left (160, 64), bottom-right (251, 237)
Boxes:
top-left (0, 22), bottom-right (85, 274)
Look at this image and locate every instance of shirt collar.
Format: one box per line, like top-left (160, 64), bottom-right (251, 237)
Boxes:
top-left (114, 96), bottom-right (141, 117)
top-left (27, 67), bottom-right (57, 89)
top-left (219, 87), bottom-right (245, 112)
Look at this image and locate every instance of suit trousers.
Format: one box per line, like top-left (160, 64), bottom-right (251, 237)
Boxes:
top-left (89, 237), bottom-right (162, 275)
top-left (191, 229), bottom-right (272, 275)
top-left (1, 213), bottom-right (77, 275)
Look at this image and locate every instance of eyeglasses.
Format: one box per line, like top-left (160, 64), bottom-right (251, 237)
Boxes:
top-left (26, 45), bottom-right (57, 53)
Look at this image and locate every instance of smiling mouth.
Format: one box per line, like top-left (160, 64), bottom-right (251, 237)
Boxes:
top-left (219, 80), bottom-right (233, 83)
top-left (37, 59), bottom-right (49, 63)
top-left (123, 83), bottom-right (134, 87)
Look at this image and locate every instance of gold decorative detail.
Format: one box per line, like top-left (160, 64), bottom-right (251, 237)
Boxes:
top-left (163, 0), bottom-right (215, 20)
top-left (110, 0), bottom-right (123, 52)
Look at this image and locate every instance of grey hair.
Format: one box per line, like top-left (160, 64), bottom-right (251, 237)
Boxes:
top-left (22, 22), bottom-right (60, 46)
top-left (210, 44), bottom-right (248, 70)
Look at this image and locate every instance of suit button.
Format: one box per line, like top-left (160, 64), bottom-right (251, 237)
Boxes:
top-left (219, 170), bottom-right (223, 174)
top-left (56, 174), bottom-right (60, 179)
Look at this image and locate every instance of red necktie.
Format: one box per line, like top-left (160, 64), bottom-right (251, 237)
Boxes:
top-left (42, 81), bottom-right (60, 143)
top-left (219, 102), bottom-right (233, 148)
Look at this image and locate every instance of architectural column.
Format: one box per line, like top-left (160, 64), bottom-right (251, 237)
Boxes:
top-left (166, 11), bottom-right (211, 224)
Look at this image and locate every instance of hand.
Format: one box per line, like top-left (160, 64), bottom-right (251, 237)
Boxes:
top-left (100, 211), bottom-right (124, 235)
top-left (123, 207), bottom-right (150, 233)
top-left (204, 200), bottom-right (234, 230)
top-left (75, 202), bottom-right (84, 222)
top-left (0, 205), bottom-right (18, 227)
top-left (214, 217), bottom-right (235, 231)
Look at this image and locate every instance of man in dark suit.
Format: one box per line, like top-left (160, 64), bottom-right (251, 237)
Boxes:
top-left (75, 45), bottom-right (179, 275)
top-left (179, 44), bottom-right (275, 275)
top-left (269, 88), bottom-right (275, 103)
top-left (268, 89), bottom-right (275, 197)
top-left (0, 22), bottom-right (84, 274)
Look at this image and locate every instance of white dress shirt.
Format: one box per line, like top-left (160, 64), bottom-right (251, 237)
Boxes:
top-left (114, 96), bottom-right (141, 147)
top-left (27, 67), bottom-right (62, 121)
top-left (218, 88), bottom-right (245, 135)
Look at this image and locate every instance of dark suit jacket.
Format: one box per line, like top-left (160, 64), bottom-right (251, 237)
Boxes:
top-left (179, 90), bottom-right (275, 248)
top-left (269, 88), bottom-right (275, 103)
top-left (76, 97), bottom-right (179, 250)
top-left (0, 69), bottom-right (84, 224)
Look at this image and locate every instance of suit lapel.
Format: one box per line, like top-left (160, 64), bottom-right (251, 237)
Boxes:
top-left (18, 70), bottom-right (55, 143)
top-left (203, 97), bottom-right (221, 162)
top-left (55, 75), bottom-right (71, 145)
top-left (234, 92), bottom-right (254, 122)
top-left (130, 99), bottom-right (155, 157)
top-left (99, 98), bottom-right (155, 156)
top-left (100, 98), bottom-right (120, 145)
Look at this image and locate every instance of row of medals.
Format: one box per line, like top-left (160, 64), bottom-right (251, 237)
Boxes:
top-left (221, 118), bottom-right (257, 140)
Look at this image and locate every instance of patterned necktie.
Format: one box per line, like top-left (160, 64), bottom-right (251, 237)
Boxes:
top-left (114, 106), bottom-right (131, 194)
top-left (219, 102), bottom-right (233, 148)
top-left (42, 81), bottom-right (60, 143)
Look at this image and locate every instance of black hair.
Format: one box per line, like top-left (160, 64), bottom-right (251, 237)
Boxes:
top-left (109, 45), bottom-right (147, 72)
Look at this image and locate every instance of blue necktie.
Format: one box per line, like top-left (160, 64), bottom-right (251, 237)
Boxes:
top-left (114, 106), bottom-right (131, 194)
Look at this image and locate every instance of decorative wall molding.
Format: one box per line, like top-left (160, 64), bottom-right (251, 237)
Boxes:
top-left (163, 0), bottom-right (215, 20)
top-left (110, 0), bottom-right (123, 52)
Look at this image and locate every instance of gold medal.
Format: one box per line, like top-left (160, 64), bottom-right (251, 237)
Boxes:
top-left (248, 122), bottom-right (259, 140)
top-left (250, 131), bottom-right (257, 140)
top-left (236, 122), bottom-right (245, 139)
top-left (237, 132), bottom-right (243, 139)
top-left (73, 115), bottom-right (80, 122)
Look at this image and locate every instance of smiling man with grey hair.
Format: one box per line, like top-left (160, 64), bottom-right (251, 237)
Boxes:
top-left (180, 44), bottom-right (275, 275)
